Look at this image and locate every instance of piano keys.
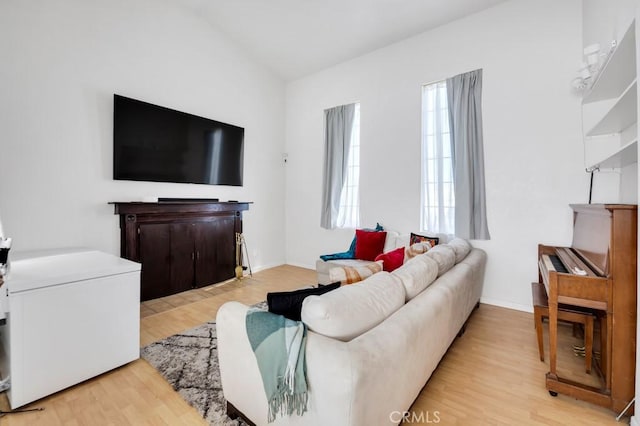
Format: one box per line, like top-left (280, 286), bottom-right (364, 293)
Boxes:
top-left (537, 204), bottom-right (637, 413)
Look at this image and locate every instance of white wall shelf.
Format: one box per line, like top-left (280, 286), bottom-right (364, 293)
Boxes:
top-left (582, 18), bottom-right (637, 181)
top-left (586, 80), bottom-right (637, 136)
top-left (583, 23), bottom-right (636, 104)
top-left (588, 139), bottom-right (638, 170)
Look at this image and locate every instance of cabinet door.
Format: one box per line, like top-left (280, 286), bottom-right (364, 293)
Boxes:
top-left (194, 217), bottom-right (236, 287)
top-left (139, 222), bottom-right (195, 300)
top-left (169, 223), bottom-right (196, 295)
top-left (139, 223), bottom-right (172, 301)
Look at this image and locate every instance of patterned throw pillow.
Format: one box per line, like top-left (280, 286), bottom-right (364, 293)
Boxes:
top-left (329, 261), bottom-right (383, 285)
top-left (409, 232), bottom-right (439, 247)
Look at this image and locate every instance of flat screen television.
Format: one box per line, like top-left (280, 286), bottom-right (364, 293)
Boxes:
top-left (113, 94), bottom-right (244, 186)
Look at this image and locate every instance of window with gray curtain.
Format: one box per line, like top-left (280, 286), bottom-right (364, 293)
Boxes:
top-left (421, 69), bottom-right (490, 240)
top-left (321, 103), bottom-right (360, 229)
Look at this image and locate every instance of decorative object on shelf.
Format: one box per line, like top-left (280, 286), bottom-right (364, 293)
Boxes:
top-left (572, 40), bottom-right (617, 94)
top-left (584, 44), bottom-right (601, 69)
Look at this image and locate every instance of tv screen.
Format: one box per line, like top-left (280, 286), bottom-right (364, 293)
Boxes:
top-left (113, 94), bottom-right (244, 186)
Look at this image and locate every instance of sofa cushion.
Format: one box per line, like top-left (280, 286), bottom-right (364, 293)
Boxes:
top-left (301, 271), bottom-right (405, 341)
top-left (374, 247), bottom-right (405, 272)
top-left (267, 283), bottom-right (340, 321)
top-left (425, 244), bottom-right (456, 276)
top-left (329, 261), bottom-right (383, 285)
top-left (448, 238), bottom-right (472, 263)
top-left (409, 232), bottom-right (439, 247)
top-left (355, 229), bottom-right (387, 261)
top-left (392, 254), bottom-right (439, 301)
top-left (404, 242), bottom-right (431, 260)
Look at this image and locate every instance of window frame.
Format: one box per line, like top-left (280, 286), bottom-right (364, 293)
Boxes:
top-left (420, 81), bottom-right (454, 235)
top-left (336, 102), bottom-right (361, 229)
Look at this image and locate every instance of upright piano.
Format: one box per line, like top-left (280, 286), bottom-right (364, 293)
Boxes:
top-left (538, 204), bottom-right (637, 413)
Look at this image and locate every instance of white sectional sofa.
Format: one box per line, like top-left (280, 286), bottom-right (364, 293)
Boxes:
top-left (217, 240), bottom-right (486, 426)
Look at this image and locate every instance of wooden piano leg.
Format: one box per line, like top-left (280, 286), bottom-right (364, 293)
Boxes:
top-left (548, 275), bottom-right (559, 381)
top-left (585, 315), bottom-right (593, 374)
top-left (604, 312), bottom-right (612, 392)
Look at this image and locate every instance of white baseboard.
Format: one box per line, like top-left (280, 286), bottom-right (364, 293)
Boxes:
top-left (285, 261), bottom-right (316, 271)
top-left (630, 415), bottom-right (639, 426)
top-left (248, 262), bottom-right (285, 274)
top-left (480, 297), bottom-right (533, 313)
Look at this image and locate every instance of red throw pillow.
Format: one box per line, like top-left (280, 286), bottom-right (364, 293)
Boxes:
top-left (375, 247), bottom-right (405, 272)
top-left (355, 230), bottom-right (387, 261)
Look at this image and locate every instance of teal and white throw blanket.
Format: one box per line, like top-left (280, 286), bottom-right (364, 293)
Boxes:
top-left (246, 308), bottom-right (309, 422)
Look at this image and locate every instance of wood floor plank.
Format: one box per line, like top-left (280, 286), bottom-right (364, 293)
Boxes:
top-left (0, 265), bottom-right (629, 425)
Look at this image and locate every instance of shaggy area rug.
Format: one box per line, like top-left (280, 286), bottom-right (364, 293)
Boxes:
top-left (141, 302), bottom-right (267, 426)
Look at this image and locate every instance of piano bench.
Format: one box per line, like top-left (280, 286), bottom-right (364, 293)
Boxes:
top-left (531, 282), bottom-right (595, 374)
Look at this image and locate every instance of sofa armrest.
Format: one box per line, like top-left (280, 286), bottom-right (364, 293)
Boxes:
top-left (217, 301), bottom-right (357, 425)
top-left (217, 302), bottom-right (269, 423)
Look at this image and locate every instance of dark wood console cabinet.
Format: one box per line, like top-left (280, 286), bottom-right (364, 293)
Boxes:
top-left (111, 202), bottom-right (250, 301)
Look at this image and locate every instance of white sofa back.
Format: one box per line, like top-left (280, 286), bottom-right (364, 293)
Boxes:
top-left (308, 240), bottom-right (470, 341)
top-left (301, 271), bottom-right (405, 341)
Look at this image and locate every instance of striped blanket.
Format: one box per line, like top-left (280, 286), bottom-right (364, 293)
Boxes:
top-left (246, 308), bottom-right (308, 422)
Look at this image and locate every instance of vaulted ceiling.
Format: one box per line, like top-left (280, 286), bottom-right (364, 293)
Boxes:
top-left (178, 0), bottom-right (508, 81)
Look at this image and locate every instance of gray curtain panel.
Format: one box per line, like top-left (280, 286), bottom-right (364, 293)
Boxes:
top-left (447, 69), bottom-right (491, 240)
top-left (320, 104), bottom-right (356, 229)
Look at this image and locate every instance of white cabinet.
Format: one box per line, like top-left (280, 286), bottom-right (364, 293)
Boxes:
top-left (583, 20), bottom-right (638, 172)
top-left (0, 249), bottom-right (141, 408)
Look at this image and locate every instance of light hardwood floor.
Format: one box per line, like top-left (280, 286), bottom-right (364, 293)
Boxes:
top-left (0, 265), bottom-right (629, 425)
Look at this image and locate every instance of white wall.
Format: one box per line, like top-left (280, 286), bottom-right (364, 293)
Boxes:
top-left (0, 0), bottom-right (286, 269)
top-left (285, 0), bottom-right (586, 311)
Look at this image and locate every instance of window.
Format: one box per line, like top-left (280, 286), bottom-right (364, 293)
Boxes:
top-left (336, 103), bottom-right (360, 228)
top-left (421, 81), bottom-right (454, 235)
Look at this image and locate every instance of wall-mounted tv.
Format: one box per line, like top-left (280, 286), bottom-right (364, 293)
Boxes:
top-left (113, 94), bottom-right (244, 186)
